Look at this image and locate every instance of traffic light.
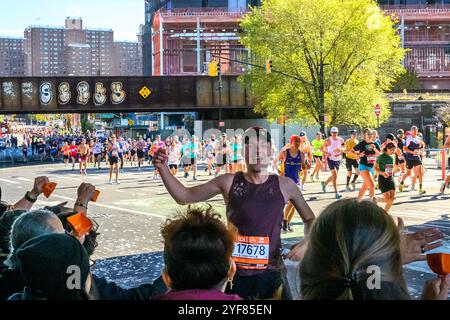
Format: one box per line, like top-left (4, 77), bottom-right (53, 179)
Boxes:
top-left (217, 63), bottom-right (221, 76)
top-left (265, 59), bottom-right (272, 74)
top-left (209, 61), bottom-right (218, 77)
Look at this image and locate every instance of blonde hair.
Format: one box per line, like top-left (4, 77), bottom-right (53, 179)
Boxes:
top-left (300, 199), bottom-right (410, 300)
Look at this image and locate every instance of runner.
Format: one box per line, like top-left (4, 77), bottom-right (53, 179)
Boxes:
top-left (298, 131), bottom-right (312, 191)
top-left (92, 138), bottom-right (103, 170)
top-left (21, 141), bottom-right (28, 163)
top-left (321, 127), bottom-right (344, 199)
top-left (149, 141), bottom-right (160, 179)
top-left (230, 135), bottom-right (244, 173)
top-left (60, 141), bottom-right (71, 167)
top-left (273, 135), bottom-right (302, 233)
top-left (215, 133), bottom-right (230, 177)
top-left (310, 132), bottom-right (324, 182)
top-left (399, 126), bottom-right (426, 194)
top-left (77, 138), bottom-right (90, 176)
top-left (343, 130), bottom-right (360, 191)
top-left (136, 136), bottom-right (146, 170)
top-left (118, 137), bottom-right (125, 173)
top-left (181, 135), bottom-right (200, 180)
top-left (107, 134), bottom-right (120, 184)
top-left (348, 128), bottom-right (381, 201)
top-left (69, 141), bottom-right (78, 170)
top-left (374, 142), bottom-right (397, 212)
top-left (153, 127), bottom-right (315, 300)
top-left (204, 139), bottom-right (216, 175)
top-left (130, 139), bottom-right (137, 167)
top-left (168, 141), bottom-right (181, 176)
top-left (440, 133), bottom-right (450, 194)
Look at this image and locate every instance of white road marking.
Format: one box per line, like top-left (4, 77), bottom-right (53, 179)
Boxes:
top-left (16, 177), bottom-right (32, 182)
top-left (0, 178), bottom-right (19, 184)
top-left (51, 194), bottom-right (166, 219)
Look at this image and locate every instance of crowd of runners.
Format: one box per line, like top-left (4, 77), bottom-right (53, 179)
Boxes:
top-left (0, 126), bottom-right (449, 301)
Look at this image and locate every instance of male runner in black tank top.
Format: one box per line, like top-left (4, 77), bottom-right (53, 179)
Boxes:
top-left (154, 127), bottom-right (315, 300)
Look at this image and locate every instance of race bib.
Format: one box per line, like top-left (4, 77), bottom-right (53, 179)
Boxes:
top-left (413, 149), bottom-right (420, 157)
top-left (232, 235), bottom-right (269, 270)
top-left (367, 155), bottom-right (376, 164)
top-left (385, 164), bottom-right (394, 176)
top-left (111, 150), bottom-right (118, 157)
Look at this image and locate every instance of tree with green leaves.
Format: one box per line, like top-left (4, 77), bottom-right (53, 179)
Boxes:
top-left (391, 68), bottom-right (423, 92)
top-left (239, 0), bottom-right (405, 133)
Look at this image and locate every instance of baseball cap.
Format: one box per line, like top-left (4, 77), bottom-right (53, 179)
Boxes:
top-left (385, 133), bottom-right (395, 141)
top-left (299, 131), bottom-right (306, 137)
top-left (330, 127), bottom-right (339, 133)
top-left (350, 130), bottom-right (357, 135)
top-left (397, 129), bottom-right (404, 134)
top-left (290, 135), bottom-right (300, 144)
top-left (405, 131), bottom-right (411, 137)
top-left (411, 126), bottom-right (418, 131)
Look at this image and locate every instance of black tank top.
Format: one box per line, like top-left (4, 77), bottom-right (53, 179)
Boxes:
top-left (227, 172), bottom-right (286, 276)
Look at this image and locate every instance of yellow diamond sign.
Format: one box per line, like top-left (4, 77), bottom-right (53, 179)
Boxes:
top-left (139, 86), bottom-right (151, 99)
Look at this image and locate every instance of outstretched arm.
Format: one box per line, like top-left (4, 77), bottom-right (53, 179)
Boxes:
top-left (153, 148), bottom-right (229, 205)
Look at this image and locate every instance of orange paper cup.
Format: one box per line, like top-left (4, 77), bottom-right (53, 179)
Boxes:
top-left (427, 253), bottom-right (450, 275)
top-left (91, 190), bottom-right (100, 202)
top-left (42, 182), bottom-right (57, 198)
top-left (67, 213), bottom-right (93, 238)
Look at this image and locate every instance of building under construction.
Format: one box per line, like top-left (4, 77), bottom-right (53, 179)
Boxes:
top-left (143, 1), bottom-right (261, 76)
top-left (380, 0), bottom-right (450, 89)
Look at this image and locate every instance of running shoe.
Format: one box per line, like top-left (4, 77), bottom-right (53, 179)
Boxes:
top-left (301, 184), bottom-right (306, 191)
top-left (193, 176), bottom-right (198, 181)
top-left (116, 180), bottom-right (121, 185)
top-left (440, 183), bottom-right (446, 195)
top-left (310, 175), bottom-right (314, 183)
top-left (398, 184), bottom-right (404, 192)
top-left (335, 193), bottom-right (343, 199)
top-left (108, 180), bottom-right (113, 185)
top-left (346, 186), bottom-right (351, 192)
top-left (184, 172), bottom-right (188, 178)
top-left (282, 220), bottom-right (288, 233)
top-left (315, 174), bottom-right (319, 180)
top-left (350, 182), bottom-right (356, 191)
top-left (419, 188), bottom-right (426, 195)
top-left (321, 181), bottom-right (326, 193)
top-left (411, 184), bottom-right (416, 192)
top-left (287, 223), bottom-right (294, 233)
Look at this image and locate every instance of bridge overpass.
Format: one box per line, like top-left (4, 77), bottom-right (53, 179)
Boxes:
top-left (0, 75), bottom-right (252, 114)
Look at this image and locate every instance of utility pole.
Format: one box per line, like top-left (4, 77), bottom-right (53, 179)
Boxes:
top-left (318, 61), bottom-right (326, 136)
top-left (218, 53), bottom-right (223, 132)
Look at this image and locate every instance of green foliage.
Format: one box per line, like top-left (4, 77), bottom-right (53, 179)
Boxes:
top-left (391, 68), bottom-right (423, 91)
top-left (239, 0), bottom-right (405, 128)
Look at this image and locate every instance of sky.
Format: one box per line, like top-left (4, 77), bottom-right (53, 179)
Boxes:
top-left (0, 0), bottom-right (145, 41)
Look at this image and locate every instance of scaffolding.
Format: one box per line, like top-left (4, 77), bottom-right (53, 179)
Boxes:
top-left (151, 7), bottom-right (248, 76)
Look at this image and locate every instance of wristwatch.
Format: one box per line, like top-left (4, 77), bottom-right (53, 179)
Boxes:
top-left (24, 191), bottom-right (37, 203)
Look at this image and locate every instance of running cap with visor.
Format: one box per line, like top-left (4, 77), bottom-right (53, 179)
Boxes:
top-left (299, 131), bottom-right (306, 137)
top-left (330, 127), bottom-right (339, 133)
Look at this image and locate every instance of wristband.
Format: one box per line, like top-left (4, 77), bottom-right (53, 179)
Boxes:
top-left (24, 191), bottom-right (37, 203)
top-left (75, 202), bottom-right (88, 209)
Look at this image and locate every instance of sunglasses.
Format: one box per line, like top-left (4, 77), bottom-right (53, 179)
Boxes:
top-left (366, 133), bottom-right (373, 136)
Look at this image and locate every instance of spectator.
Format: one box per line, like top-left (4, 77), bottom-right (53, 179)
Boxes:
top-left (300, 199), bottom-right (449, 300)
top-left (8, 233), bottom-right (93, 300)
top-left (157, 205), bottom-right (241, 300)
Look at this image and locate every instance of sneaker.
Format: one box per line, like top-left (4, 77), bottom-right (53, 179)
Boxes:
top-left (287, 223), bottom-right (294, 233)
top-left (440, 183), bottom-right (446, 195)
top-left (215, 172), bottom-right (219, 178)
top-left (335, 193), bottom-right (343, 199)
top-left (411, 184), bottom-right (416, 192)
top-left (193, 176), bottom-right (198, 181)
top-left (184, 172), bottom-right (188, 178)
top-left (315, 174), bottom-right (319, 180)
top-left (115, 180), bottom-right (121, 185)
top-left (372, 197), bottom-right (377, 204)
top-left (282, 220), bottom-right (288, 233)
top-left (350, 182), bottom-right (356, 191)
top-left (321, 181), bottom-right (327, 193)
top-left (301, 184), bottom-right (306, 191)
top-left (108, 180), bottom-right (113, 185)
top-left (375, 183), bottom-right (379, 190)
top-left (398, 184), bottom-right (404, 192)
top-left (419, 188), bottom-right (426, 195)
top-left (346, 185), bottom-right (351, 192)
top-left (310, 175), bottom-right (314, 183)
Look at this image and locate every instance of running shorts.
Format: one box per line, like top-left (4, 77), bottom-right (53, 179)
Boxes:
top-left (358, 163), bottom-right (375, 175)
top-left (378, 175), bottom-right (396, 193)
top-left (345, 158), bottom-right (358, 171)
top-left (406, 158), bottom-right (422, 170)
top-left (109, 156), bottom-right (118, 165)
top-left (327, 159), bottom-right (341, 171)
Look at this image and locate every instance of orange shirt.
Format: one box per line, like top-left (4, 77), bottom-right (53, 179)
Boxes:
top-left (61, 145), bottom-right (71, 156)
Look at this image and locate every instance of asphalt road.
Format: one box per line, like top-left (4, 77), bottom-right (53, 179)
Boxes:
top-left (1, 158), bottom-right (449, 299)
